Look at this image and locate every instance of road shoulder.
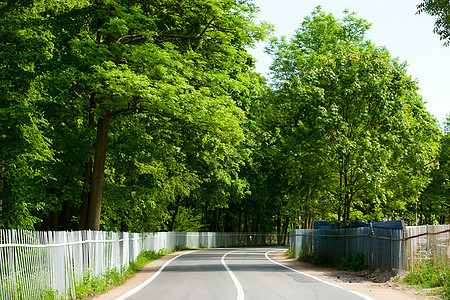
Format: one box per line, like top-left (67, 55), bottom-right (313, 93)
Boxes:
top-left (92, 250), bottom-right (193, 300)
top-left (269, 250), bottom-right (439, 300)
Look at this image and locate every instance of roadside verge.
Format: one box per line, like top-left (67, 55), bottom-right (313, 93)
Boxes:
top-left (268, 250), bottom-right (439, 300)
top-left (92, 250), bottom-right (193, 300)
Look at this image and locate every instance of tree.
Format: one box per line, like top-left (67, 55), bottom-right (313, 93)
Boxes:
top-left (417, 0), bottom-right (450, 46)
top-left (266, 7), bottom-right (441, 225)
top-left (32, 0), bottom-right (271, 230)
top-left (0, 1), bottom-right (54, 228)
top-left (419, 116), bottom-right (450, 224)
top-left (0, 0), bottom-right (273, 231)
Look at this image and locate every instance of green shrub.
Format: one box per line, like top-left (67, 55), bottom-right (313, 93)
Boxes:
top-left (338, 253), bottom-right (367, 272)
top-left (313, 254), bottom-right (330, 266)
top-left (402, 259), bottom-right (450, 300)
top-left (298, 251), bottom-right (313, 262)
top-left (295, 251), bottom-right (329, 266)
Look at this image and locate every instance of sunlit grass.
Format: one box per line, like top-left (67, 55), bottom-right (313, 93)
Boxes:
top-left (73, 249), bottom-right (169, 299)
top-left (402, 258), bottom-right (449, 300)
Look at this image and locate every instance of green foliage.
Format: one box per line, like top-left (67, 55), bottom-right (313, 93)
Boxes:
top-left (74, 270), bottom-right (111, 299)
top-left (173, 207), bottom-right (205, 232)
top-left (295, 251), bottom-right (329, 266)
top-left (265, 6), bottom-right (441, 226)
top-left (74, 249), bottom-right (169, 299)
top-left (417, 0), bottom-right (450, 46)
top-left (402, 259), bottom-right (450, 300)
top-left (0, 1), bottom-right (55, 229)
top-left (1, 1), bottom-right (445, 233)
top-left (127, 249), bottom-right (169, 273)
top-left (297, 252), bottom-right (314, 263)
top-left (338, 253), bottom-right (367, 272)
top-left (419, 117), bottom-right (450, 224)
top-left (0, 0), bottom-right (273, 231)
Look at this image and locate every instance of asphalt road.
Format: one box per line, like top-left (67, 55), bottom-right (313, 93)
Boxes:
top-left (117, 247), bottom-right (373, 300)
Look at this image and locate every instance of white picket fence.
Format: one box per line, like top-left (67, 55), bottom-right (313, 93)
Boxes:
top-left (0, 230), bottom-right (275, 300)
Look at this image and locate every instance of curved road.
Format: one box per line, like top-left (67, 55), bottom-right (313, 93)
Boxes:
top-left (116, 247), bottom-right (373, 300)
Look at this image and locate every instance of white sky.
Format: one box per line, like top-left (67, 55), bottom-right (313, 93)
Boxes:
top-left (247, 0), bottom-right (450, 127)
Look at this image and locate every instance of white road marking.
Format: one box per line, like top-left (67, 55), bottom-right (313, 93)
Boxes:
top-left (115, 250), bottom-right (198, 300)
top-left (221, 251), bottom-right (245, 300)
top-left (264, 250), bottom-right (376, 300)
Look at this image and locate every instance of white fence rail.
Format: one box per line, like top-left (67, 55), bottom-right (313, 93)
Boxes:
top-left (0, 230), bottom-right (276, 300)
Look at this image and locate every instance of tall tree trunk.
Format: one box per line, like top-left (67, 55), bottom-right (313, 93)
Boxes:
top-left (40, 215), bottom-right (49, 231)
top-left (224, 212), bottom-right (234, 232)
top-left (301, 188), bottom-right (315, 229)
top-left (214, 210), bottom-right (220, 232)
top-left (344, 193), bottom-right (351, 225)
top-left (121, 220), bottom-right (129, 232)
top-left (86, 113), bottom-right (111, 230)
top-left (276, 215), bottom-right (281, 244)
top-left (202, 204), bottom-right (207, 226)
top-left (168, 197), bottom-right (181, 231)
top-left (237, 210), bottom-right (242, 233)
top-left (245, 213), bottom-right (251, 233)
top-left (283, 217), bottom-right (290, 245)
top-left (282, 217), bottom-right (290, 244)
top-left (51, 211), bottom-right (59, 231)
top-left (62, 200), bottom-right (71, 230)
top-left (79, 159), bottom-right (93, 230)
top-left (0, 166), bottom-right (3, 219)
top-left (255, 214), bottom-right (260, 233)
top-left (79, 93), bottom-right (96, 230)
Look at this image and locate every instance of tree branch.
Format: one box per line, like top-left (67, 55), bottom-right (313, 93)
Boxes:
top-left (155, 33), bottom-right (202, 40)
top-left (198, 16), bottom-right (216, 39)
top-left (116, 34), bottom-right (147, 44)
top-left (117, 16), bottom-right (216, 45)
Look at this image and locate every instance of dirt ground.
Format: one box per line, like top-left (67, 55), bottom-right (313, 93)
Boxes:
top-left (94, 249), bottom-right (440, 300)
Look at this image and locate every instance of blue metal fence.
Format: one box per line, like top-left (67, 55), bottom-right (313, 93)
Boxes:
top-left (290, 225), bottom-right (450, 273)
top-left (290, 227), bottom-right (405, 272)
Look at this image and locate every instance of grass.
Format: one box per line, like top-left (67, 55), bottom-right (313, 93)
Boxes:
top-left (401, 259), bottom-right (450, 300)
top-left (73, 249), bottom-right (169, 299)
top-left (291, 250), bottom-right (330, 267)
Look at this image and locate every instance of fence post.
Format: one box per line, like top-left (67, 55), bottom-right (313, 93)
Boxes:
top-left (426, 224), bottom-right (429, 261)
top-left (389, 230), bottom-right (392, 271)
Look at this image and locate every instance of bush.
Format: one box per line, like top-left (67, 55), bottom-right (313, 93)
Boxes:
top-left (295, 251), bottom-right (329, 266)
top-left (338, 253), bottom-right (367, 272)
top-left (402, 259), bottom-right (450, 300)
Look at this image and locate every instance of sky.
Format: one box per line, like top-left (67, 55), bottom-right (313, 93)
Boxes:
top-left (247, 0), bottom-right (450, 127)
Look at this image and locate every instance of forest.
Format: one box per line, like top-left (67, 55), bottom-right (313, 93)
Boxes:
top-left (1, 0), bottom-right (449, 233)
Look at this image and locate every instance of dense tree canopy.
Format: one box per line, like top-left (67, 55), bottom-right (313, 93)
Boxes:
top-left (1, 2), bottom-right (447, 232)
top-left (0, 0), bottom-right (272, 231)
top-left (419, 116), bottom-right (450, 224)
top-left (265, 7), bottom-right (441, 226)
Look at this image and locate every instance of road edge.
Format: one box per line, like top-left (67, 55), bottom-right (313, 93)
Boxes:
top-left (267, 249), bottom-right (434, 300)
top-left (92, 249), bottom-right (195, 300)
